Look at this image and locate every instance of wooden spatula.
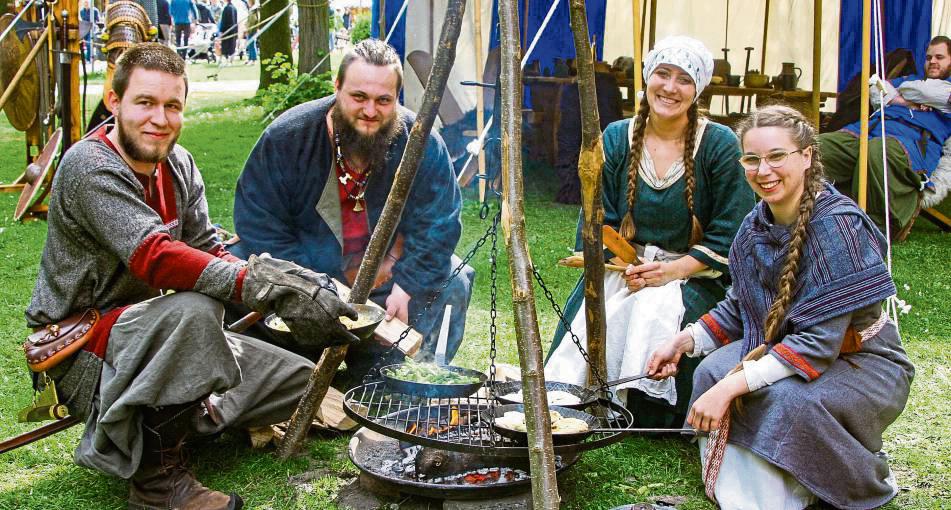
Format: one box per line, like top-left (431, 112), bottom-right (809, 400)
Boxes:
top-left (602, 225), bottom-right (640, 265)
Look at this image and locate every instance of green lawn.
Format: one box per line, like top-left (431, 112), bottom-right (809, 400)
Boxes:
top-left (0, 96), bottom-right (949, 509)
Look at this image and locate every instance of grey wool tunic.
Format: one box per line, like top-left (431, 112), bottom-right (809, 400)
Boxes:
top-left (24, 132), bottom-right (315, 479)
top-left (694, 186), bottom-right (915, 509)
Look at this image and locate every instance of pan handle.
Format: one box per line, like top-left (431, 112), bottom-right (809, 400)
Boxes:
top-left (597, 372), bottom-right (650, 389)
top-left (591, 427), bottom-right (702, 436)
top-left (227, 311), bottom-right (262, 333)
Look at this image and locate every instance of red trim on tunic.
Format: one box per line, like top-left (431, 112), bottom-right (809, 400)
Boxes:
top-left (129, 231), bottom-right (218, 290)
top-left (82, 306), bottom-right (128, 359)
top-left (700, 314), bottom-right (732, 346)
top-left (233, 267), bottom-right (246, 302)
top-left (772, 343), bottom-right (820, 381)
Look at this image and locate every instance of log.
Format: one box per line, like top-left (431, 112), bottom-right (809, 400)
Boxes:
top-left (567, 0), bottom-right (608, 386)
top-left (276, 0), bottom-right (467, 459)
top-left (497, 2), bottom-right (560, 508)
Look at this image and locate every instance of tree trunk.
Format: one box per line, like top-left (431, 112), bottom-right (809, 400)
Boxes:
top-left (257, 0), bottom-right (293, 91)
top-left (276, 0), bottom-right (468, 460)
top-left (567, 0), bottom-right (608, 387)
top-left (298, 0), bottom-right (330, 76)
top-left (498, 3), bottom-right (560, 508)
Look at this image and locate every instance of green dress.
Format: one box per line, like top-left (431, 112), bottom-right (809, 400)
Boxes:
top-left (547, 118), bottom-right (754, 426)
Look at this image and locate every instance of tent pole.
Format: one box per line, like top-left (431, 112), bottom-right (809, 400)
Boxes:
top-left (811, 0), bottom-right (821, 126)
top-left (474, 0), bottom-right (486, 202)
top-left (379, 0), bottom-right (386, 42)
top-left (760, 0), bottom-right (769, 73)
top-left (632, 0), bottom-right (642, 100)
top-left (858, 0), bottom-right (871, 210)
top-left (276, 0), bottom-right (468, 459)
top-left (499, 0), bottom-right (561, 506)
top-left (567, 0), bottom-right (608, 386)
top-left (648, 0), bottom-right (656, 50)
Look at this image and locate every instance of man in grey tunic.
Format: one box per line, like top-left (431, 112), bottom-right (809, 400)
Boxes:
top-left (26, 43), bottom-right (358, 510)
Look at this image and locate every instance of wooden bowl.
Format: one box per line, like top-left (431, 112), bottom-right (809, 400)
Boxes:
top-left (744, 73), bottom-right (770, 88)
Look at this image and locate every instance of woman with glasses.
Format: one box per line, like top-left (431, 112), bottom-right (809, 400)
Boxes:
top-left (647, 105), bottom-right (914, 509)
top-left (545, 36), bottom-right (755, 427)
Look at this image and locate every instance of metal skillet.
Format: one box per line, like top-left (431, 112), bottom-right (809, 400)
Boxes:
top-left (484, 404), bottom-right (703, 446)
top-left (491, 373), bottom-right (652, 410)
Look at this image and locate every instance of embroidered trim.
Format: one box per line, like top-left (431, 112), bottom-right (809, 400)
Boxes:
top-left (700, 314), bottom-right (731, 345)
top-left (691, 244), bottom-right (729, 266)
top-left (859, 311), bottom-right (889, 341)
top-left (772, 344), bottom-right (820, 381)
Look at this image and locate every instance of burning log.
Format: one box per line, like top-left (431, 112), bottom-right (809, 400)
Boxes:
top-left (276, 0), bottom-right (468, 459)
top-left (497, 0), bottom-right (560, 507)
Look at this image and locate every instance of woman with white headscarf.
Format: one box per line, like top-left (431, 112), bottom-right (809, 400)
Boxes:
top-left (545, 36), bottom-right (755, 427)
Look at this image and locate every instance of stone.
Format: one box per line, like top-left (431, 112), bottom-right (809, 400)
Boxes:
top-left (333, 477), bottom-right (388, 510)
top-left (442, 492), bottom-right (532, 510)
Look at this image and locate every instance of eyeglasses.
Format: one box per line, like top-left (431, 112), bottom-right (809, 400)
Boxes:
top-left (738, 149), bottom-right (804, 171)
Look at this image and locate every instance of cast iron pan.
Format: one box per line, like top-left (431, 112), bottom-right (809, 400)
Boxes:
top-left (381, 363), bottom-right (487, 399)
top-left (490, 380), bottom-right (599, 410)
top-left (484, 404), bottom-right (603, 446)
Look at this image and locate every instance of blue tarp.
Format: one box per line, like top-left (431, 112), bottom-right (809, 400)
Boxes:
top-left (837, 0), bottom-right (933, 92)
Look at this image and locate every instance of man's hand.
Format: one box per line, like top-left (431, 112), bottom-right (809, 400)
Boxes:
top-left (385, 282), bottom-right (411, 323)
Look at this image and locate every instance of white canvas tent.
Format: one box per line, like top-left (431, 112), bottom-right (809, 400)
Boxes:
top-left (399, 0), bottom-right (951, 116)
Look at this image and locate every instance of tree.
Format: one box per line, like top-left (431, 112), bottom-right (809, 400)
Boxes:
top-left (257, 0), bottom-right (293, 91)
top-left (298, 0), bottom-right (331, 76)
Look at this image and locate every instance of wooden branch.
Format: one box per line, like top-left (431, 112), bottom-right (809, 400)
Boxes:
top-left (497, 2), bottom-right (559, 508)
top-left (567, 0), bottom-right (607, 386)
top-left (276, 0), bottom-right (468, 460)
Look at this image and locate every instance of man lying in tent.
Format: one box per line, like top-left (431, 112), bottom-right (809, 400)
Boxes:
top-left (24, 43), bottom-right (359, 510)
top-left (231, 39), bottom-right (474, 385)
top-left (819, 35), bottom-right (951, 240)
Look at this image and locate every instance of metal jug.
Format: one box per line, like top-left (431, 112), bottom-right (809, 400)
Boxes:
top-left (780, 62), bottom-right (802, 90)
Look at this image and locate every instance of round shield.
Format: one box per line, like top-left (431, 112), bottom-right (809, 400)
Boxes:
top-left (15, 128), bottom-right (62, 221)
top-left (0, 14), bottom-right (39, 131)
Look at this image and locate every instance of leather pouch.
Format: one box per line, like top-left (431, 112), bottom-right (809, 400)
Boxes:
top-left (23, 309), bottom-right (99, 372)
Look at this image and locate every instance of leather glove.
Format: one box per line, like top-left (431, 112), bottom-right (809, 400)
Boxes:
top-left (242, 254), bottom-right (360, 348)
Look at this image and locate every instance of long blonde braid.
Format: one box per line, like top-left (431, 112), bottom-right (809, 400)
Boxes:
top-left (619, 95), bottom-right (650, 242)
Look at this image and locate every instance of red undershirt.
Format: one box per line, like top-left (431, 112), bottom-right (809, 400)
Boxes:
top-left (336, 156), bottom-right (371, 258)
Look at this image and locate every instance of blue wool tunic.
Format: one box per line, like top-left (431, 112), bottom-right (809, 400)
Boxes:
top-left (694, 186), bottom-right (915, 509)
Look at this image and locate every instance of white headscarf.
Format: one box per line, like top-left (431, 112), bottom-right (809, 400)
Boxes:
top-left (642, 35), bottom-right (714, 102)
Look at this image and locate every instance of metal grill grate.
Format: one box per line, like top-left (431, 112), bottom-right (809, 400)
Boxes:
top-left (343, 381), bottom-right (635, 457)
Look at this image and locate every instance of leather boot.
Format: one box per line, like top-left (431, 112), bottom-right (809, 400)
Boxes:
top-left (128, 401), bottom-right (243, 510)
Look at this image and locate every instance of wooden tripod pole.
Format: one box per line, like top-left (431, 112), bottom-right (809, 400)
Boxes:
top-left (497, 2), bottom-right (560, 507)
top-left (567, 0), bottom-right (607, 386)
top-left (276, 0), bottom-right (468, 459)
top-left (857, 0), bottom-right (871, 210)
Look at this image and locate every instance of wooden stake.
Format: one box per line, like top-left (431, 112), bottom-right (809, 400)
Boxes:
top-left (498, 2), bottom-right (560, 507)
top-left (812, 0), bottom-right (821, 126)
top-left (276, 0), bottom-right (468, 459)
top-left (474, 0), bottom-right (486, 202)
top-left (760, 0), bottom-right (770, 74)
top-left (632, 0), bottom-right (642, 101)
top-left (567, 0), bottom-right (607, 386)
top-left (858, 0), bottom-right (871, 210)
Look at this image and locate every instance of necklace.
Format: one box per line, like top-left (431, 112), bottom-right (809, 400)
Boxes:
top-left (334, 133), bottom-right (371, 212)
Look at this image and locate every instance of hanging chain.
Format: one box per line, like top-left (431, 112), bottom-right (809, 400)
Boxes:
top-left (531, 264), bottom-right (614, 402)
top-left (487, 208), bottom-right (500, 390)
top-left (361, 202), bottom-right (502, 384)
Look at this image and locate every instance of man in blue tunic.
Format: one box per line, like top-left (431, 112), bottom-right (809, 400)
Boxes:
top-left (232, 39), bottom-right (473, 383)
top-left (819, 35), bottom-right (951, 239)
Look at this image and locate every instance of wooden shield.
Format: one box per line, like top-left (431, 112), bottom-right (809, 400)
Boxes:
top-left (0, 14), bottom-right (39, 131)
top-left (15, 128), bottom-right (61, 221)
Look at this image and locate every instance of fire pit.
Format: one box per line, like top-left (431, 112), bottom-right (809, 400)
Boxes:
top-left (349, 428), bottom-right (580, 500)
top-left (343, 381), bottom-right (634, 456)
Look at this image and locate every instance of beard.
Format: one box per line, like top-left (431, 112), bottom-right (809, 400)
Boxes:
top-left (926, 65), bottom-right (950, 80)
top-left (332, 106), bottom-right (404, 172)
top-left (115, 115), bottom-right (179, 165)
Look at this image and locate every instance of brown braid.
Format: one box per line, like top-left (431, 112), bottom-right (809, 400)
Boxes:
top-left (732, 105), bottom-right (827, 367)
top-left (620, 95), bottom-right (651, 241)
top-left (682, 103), bottom-right (704, 246)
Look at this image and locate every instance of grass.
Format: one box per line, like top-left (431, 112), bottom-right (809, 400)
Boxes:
top-left (0, 92), bottom-right (949, 509)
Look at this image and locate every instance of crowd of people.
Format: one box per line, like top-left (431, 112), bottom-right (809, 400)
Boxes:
top-left (21, 26), bottom-right (950, 510)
